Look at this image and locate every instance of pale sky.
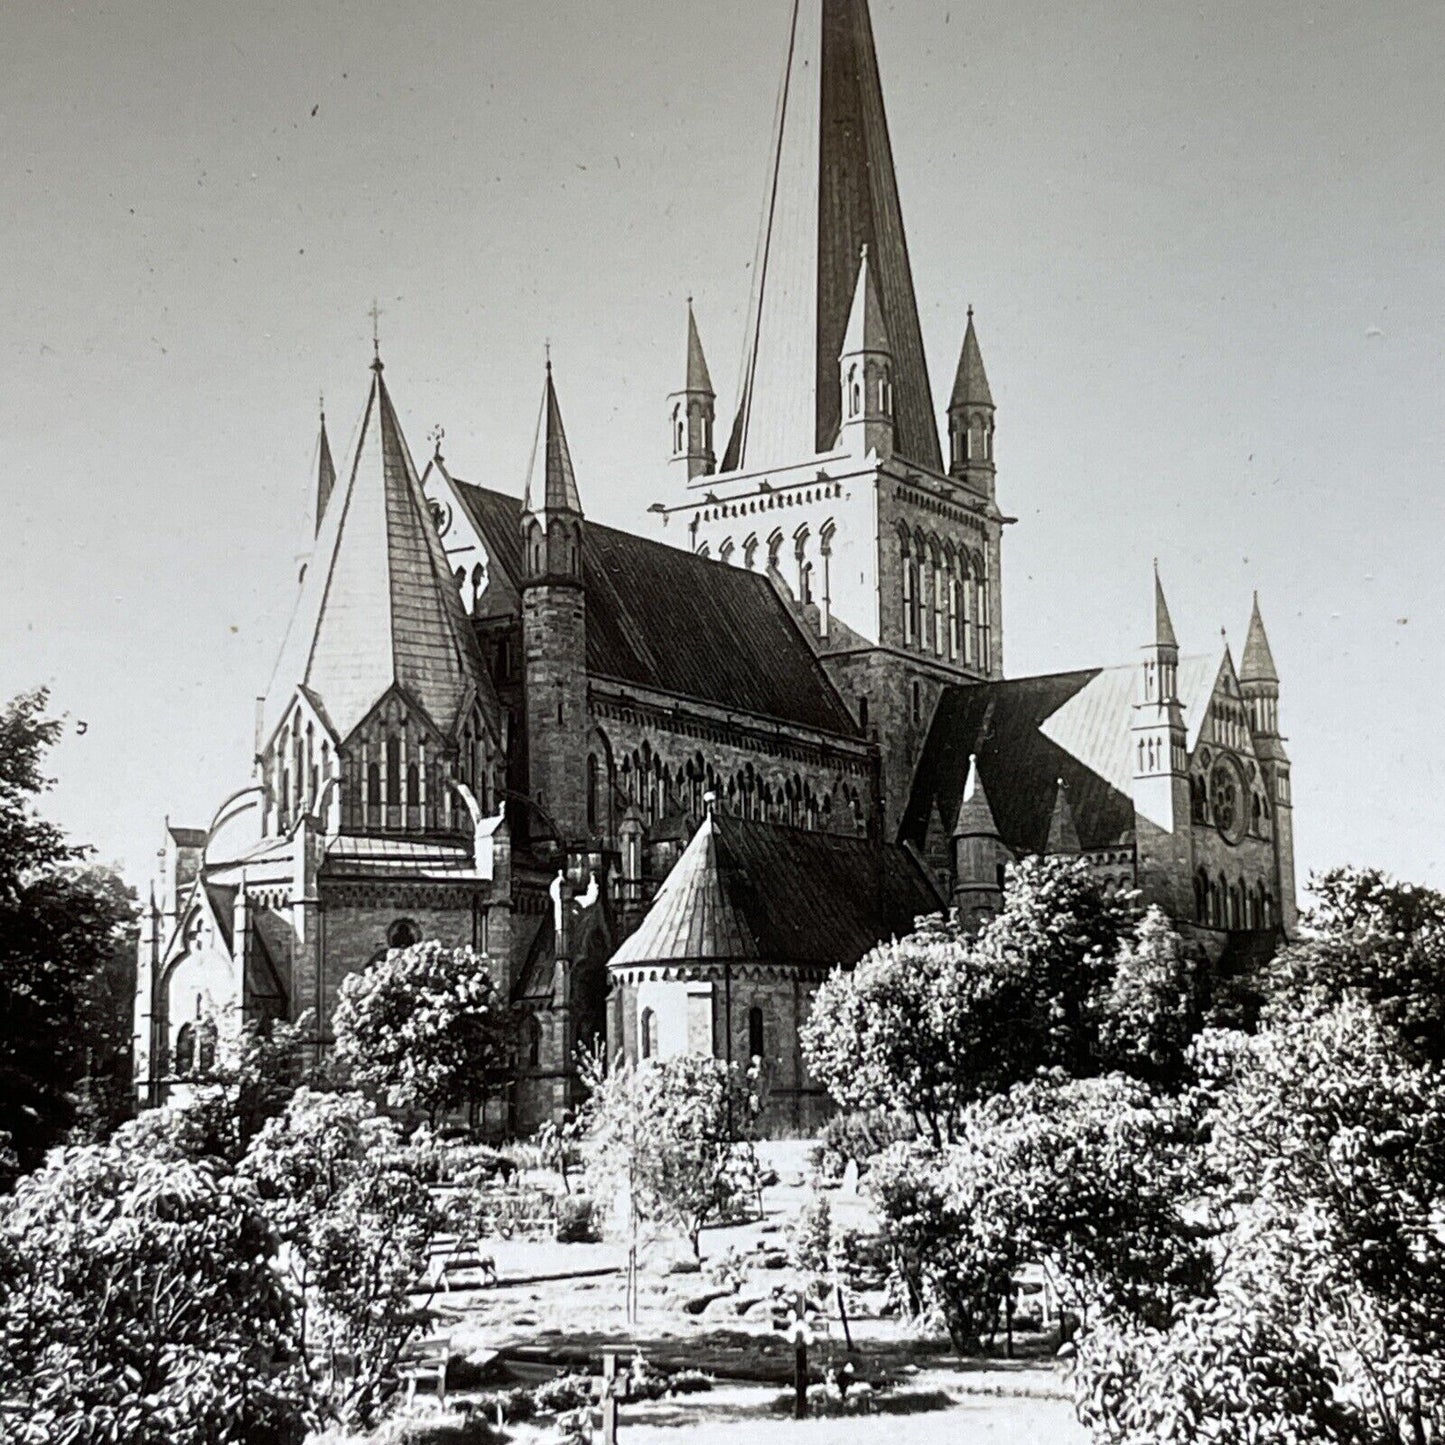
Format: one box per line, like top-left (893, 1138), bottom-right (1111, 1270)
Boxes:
top-left (2, 0), bottom-right (1442, 891)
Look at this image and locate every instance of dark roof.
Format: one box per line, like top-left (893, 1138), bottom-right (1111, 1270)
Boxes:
top-left (451, 480), bottom-right (859, 738)
top-left (612, 811), bottom-right (943, 972)
top-left (904, 670), bottom-right (1138, 856)
top-left (205, 883), bottom-right (237, 951)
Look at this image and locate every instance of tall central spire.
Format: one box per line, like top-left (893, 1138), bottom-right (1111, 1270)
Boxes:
top-left (722, 0), bottom-right (941, 475)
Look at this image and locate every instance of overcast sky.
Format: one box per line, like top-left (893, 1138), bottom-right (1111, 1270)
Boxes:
top-left (2, 0), bottom-right (1442, 893)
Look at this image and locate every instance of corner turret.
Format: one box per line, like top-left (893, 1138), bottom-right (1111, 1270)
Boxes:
top-left (837, 245), bottom-right (894, 461)
top-left (948, 308), bottom-right (995, 497)
top-left (669, 301), bottom-right (716, 480)
top-left (951, 754), bottom-right (1003, 930)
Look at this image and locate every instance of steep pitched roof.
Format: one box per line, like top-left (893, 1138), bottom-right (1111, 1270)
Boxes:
top-left (523, 364), bottom-right (582, 519)
top-left (610, 811), bottom-right (942, 972)
top-left (904, 658), bottom-right (1219, 857)
top-left (1240, 594), bottom-right (1279, 684)
top-left (1046, 780), bottom-right (1082, 855)
top-left (262, 360), bottom-right (487, 746)
top-left (949, 310), bottom-right (992, 410)
top-left (609, 812), bottom-right (760, 968)
top-left (449, 480), bottom-right (861, 737)
top-left (841, 245), bottom-right (889, 358)
top-left (722, 0), bottom-right (942, 474)
top-left (952, 754), bottom-right (999, 839)
top-left (1154, 567), bottom-right (1180, 651)
top-left (687, 302), bottom-right (714, 395)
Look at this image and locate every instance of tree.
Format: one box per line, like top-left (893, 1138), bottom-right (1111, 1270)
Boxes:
top-left (0, 1115), bottom-right (306, 1445)
top-left (239, 1088), bottom-right (445, 1429)
top-left (581, 1054), bottom-right (761, 1258)
top-left (867, 1074), bottom-right (1207, 1357)
top-left (332, 941), bottom-right (517, 1124)
top-left (0, 690), bottom-right (138, 1169)
top-left (1075, 1000), bottom-right (1445, 1443)
top-left (1261, 867), bottom-right (1445, 1063)
top-left (802, 861), bottom-right (1199, 1147)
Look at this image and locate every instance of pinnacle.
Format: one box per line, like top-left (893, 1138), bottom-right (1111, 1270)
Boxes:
top-left (953, 753), bottom-right (1000, 839)
top-left (686, 301), bottom-right (714, 396)
top-left (523, 362), bottom-right (583, 518)
top-left (950, 307), bottom-right (993, 410)
top-left (1153, 565), bottom-right (1179, 652)
top-left (841, 244), bottom-right (890, 359)
top-left (1240, 593), bottom-right (1280, 684)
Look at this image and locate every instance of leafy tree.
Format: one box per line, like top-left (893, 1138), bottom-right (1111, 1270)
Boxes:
top-left (1262, 866), bottom-right (1445, 1063)
top-left (1076, 1000), bottom-right (1445, 1443)
top-left (581, 1054), bottom-right (761, 1258)
top-left (332, 941), bottom-right (517, 1124)
top-left (0, 1115), bottom-right (305, 1444)
top-left (0, 690), bottom-right (138, 1169)
top-left (803, 861), bottom-right (1200, 1147)
top-left (868, 1074), bottom-right (1207, 1356)
top-left (239, 1088), bottom-right (445, 1429)
top-left (802, 912), bottom-right (1026, 1146)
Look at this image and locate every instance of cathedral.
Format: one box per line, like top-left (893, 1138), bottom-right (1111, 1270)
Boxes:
top-left (134, 0), bottom-right (1297, 1134)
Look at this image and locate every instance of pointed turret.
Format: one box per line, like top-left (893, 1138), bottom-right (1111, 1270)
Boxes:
top-left (1237, 593), bottom-right (1295, 931)
top-left (951, 754), bottom-right (1003, 929)
top-left (1046, 780), bottom-right (1082, 856)
top-left (261, 353), bottom-right (489, 750)
top-left (838, 246), bottom-right (894, 459)
top-left (1240, 593), bottom-right (1279, 686)
top-left (1154, 565), bottom-right (1179, 652)
top-left (520, 359), bottom-right (589, 843)
top-left (523, 362), bottom-right (583, 532)
top-left (314, 405), bottom-right (336, 535)
top-left (669, 302), bottom-right (717, 481)
top-left (722, 0), bottom-right (941, 474)
top-left (948, 309), bottom-right (996, 491)
top-left (1132, 566), bottom-right (1192, 919)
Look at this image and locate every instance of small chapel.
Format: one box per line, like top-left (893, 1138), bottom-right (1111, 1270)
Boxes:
top-left (134, 0), bottom-right (1297, 1134)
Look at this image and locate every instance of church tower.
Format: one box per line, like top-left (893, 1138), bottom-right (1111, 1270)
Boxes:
top-left (1240, 594), bottom-right (1296, 932)
top-left (668, 302), bottom-right (716, 480)
top-left (1131, 568), bottom-right (1193, 917)
top-left (521, 361), bottom-right (589, 847)
top-left (837, 246), bottom-right (894, 460)
top-left (948, 309), bottom-right (995, 501)
top-left (952, 753), bottom-right (1003, 930)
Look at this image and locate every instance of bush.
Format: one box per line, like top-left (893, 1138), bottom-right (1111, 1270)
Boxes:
top-left (667, 1369), bottom-right (715, 1395)
top-left (532, 1372), bottom-right (596, 1415)
top-left (821, 1109), bottom-right (919, 1172)
top-left (555, 1193), bottom-right (602, 1243)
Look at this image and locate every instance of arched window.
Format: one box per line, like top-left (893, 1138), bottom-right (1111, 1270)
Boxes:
top-left (366, 762), bottom-right (381, 827)
top-left (388, 918), bottom-right (420, 951)
top-left (900, 533), bottom-right (916, 646)
top-left (587, 754), bottom-right (600, 833)
top-left (931, 546), bottom-right (946, 656)
top-left (174, 1023), bottom-right (196, 1078)
top-left (673, 405), bottom-right (684, 455)
top-left (748, 1006), bottom-right (765, 1062)
top-left (858, 696), bottom-right (869, 732)
top-left (911, 681), bottom-right (922, 725)
top-left (848, 366), bottom-right (861, 418)
top-left (641, 1008), bottom-right (658, 1061)
top-left (524, 1014), bottom-right (541, 1068)
top-left (197, 1018), bottom-right (217, 1074)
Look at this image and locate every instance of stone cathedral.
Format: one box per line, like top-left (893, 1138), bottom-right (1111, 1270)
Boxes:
top-left (134, 0), bottom-right (1297, 1134)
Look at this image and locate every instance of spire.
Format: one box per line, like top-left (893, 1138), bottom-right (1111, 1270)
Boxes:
top-left (1046, 779), bottom-right (1082, 855)
top-left (841, 245), bottom-right (890, 358)
top-left (1153, 563), bottom-right (1179, 652)
top-left (722, 0), bottom-right (942, 474)
top-left (949, 308), bottom-right (993, 410)
top-left (523, 361), bottom-right (583, 520)
top-left (952, 754), bottom-right (999, 839)
top-left (687, 300), bottom-right (714, 396)
top-left (261, 357), bottom-right (487, 747)
top-left (314, 403), bottom-right (336, 535)
top-left (1240, 593), bottom-right (1279, 684)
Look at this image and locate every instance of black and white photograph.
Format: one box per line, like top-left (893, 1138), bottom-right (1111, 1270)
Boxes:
top-left (2, 0), bottom-right (1442, 1440)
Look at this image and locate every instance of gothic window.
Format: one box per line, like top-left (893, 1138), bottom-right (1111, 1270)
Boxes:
top-left (911, 680), bottom-right (922, 725)
top-left (641, 1008), bottom-right (658, 1061)
top-left (406, 763), bottom-right (420, 812)
top-left (174, 1023), bottom-right (196, 1078)
top-left (848, 366), bottom-right (861, 418)
top-left (197, 1018), bottom-right (217, 1074)
top-left (900, 534), bottom-right (916, 646)
top-left (932, 547), bottom-right (947, 656)
top-left (673, 405), bottom-right (684, 455)
top-left (748, 1006), bottom-right (765, 1062)
top-left (524, 1014), bottom-right (541, 1068)
top-left (858, 696), bottom-right (869, 732)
